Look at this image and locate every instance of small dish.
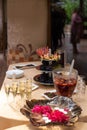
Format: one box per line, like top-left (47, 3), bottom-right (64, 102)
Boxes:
top-left (42, 90), bottom-right (56, 100)
top-left (6, 69), bottom-right (24, 79)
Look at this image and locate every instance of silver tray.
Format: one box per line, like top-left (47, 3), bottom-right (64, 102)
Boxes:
top-left (20, 96), bottom-right (82, 127)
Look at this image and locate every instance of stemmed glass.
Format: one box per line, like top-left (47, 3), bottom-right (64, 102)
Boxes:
top-left (18, 80), bottom-right (26, 98)
top-left (4, 84), bottom-right (10, 96)
top-left (18, 85), bottom-right (25, 99)
top-left (25, 78), bottom-right (32, 100)
top-left (4, 83), bottom-right (10, 103)
top-left (11, 82), bottom-right (18, 102)
top-left (18, 80), bottom-right (26, 107)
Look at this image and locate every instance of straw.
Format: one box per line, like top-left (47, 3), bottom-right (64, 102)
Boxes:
top-left (48, 48), bottom-right (51, 57)
top-left (69, 59), bottom-right (75, 76)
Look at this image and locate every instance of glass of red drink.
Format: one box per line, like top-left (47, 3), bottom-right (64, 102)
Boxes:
top-left (52, 68), bottom-right (78, 98)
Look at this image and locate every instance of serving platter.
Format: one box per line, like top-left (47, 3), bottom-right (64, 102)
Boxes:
top-left (20, 96), bottom-right (82, 127)
top-left (33, 74), bottom-right (54, 86)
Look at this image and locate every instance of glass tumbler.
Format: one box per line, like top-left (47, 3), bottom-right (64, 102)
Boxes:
top-left (74, 75), bottom-right (86, 100)
top-left (52, 68), bottom-right (78, 98)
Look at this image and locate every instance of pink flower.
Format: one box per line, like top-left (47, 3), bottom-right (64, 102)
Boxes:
top-left (32, 105), bottom-right (52, 114)
top-left (36, 47), bottom-right (49, 57)
top-left (48, 110), bottom-right (69, 123)
top-left (31, 105), bottom-right (69, 124)
top-left (32, 105), bottom-right (42, 114)
top-left (41, 105), bottom-right (52, 114)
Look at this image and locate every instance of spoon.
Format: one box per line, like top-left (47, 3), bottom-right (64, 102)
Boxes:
top-left (69, 59), bottom-right (75, 76)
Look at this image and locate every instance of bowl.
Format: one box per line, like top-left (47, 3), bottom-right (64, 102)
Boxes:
top-left (6, 69), bottom-right (24, 79)
top-left (52, 68), bottom-right (78, 97)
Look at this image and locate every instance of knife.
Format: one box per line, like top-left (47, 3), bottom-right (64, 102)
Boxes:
top-left (15, 64), bottom-right (37, 69)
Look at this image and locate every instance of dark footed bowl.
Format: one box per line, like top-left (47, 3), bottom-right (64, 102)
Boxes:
top-left (42, 59), bottom-right (58, 67)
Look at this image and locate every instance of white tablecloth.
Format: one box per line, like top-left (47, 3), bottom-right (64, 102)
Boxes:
top-left (0, 61), bottom-right (87, 130)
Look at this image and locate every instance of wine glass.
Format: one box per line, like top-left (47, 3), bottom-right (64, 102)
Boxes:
top-left (25, 78), bottom-right (32, 100)
top-left (4, 84), bottom-right (10, 96)
top-left (4, 83), bottom-right (10, 103)
top-left (18, 80), bottom-right (26, 106)
top-left (18, 80), bottom-right (26, 98)
top-left (18, 85), bottom-right (25, 99)
top-left (11, 82), bottom-right (18, 102)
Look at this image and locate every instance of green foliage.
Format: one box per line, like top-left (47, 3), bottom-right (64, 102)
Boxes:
top-left (62, 0), bottom-right (79, 24)
top-left (84, 22), bottom-right (87, 26)
top-left (83, 0), bottom-right (87, 17)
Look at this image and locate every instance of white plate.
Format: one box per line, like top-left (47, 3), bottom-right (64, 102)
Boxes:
top-left (32, 83), bottom-right (39, 90)
top-left (6, 69), bottom-right (24, 79)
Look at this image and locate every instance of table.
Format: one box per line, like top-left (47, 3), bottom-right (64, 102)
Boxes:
top-left (0, 61), bottom-right (87, 130)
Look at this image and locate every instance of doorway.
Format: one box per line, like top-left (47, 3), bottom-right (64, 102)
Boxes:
top-left (50, 0), bottom-right (80, 53)
top-left (0, 0), bottom-right (7, 54)
top-left (50, 0), bottom-right (87, 39)
top-left (80, 0), bottom-right (87, 38)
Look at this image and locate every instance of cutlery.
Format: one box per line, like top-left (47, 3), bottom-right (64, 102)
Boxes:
top-left (15, 64), bottom-right (37, 69)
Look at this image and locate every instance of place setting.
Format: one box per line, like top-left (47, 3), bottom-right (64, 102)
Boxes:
top-left (19, 48), bottom-right (84, 128)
